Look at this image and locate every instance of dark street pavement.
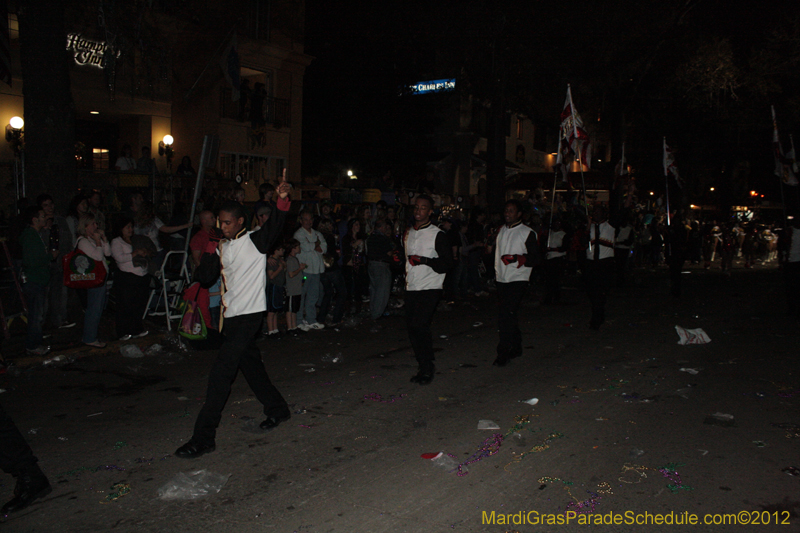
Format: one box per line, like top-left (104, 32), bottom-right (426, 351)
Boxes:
top-left (1, 261), bottom-right (799, 532)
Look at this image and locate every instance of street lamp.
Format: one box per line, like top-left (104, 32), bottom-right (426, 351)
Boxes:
top-left (6, 117), bottom-right (25, 199)
top-left (6, 116), bottom-right (24, 148)
top-left (158, 134), bottom-right (174, 170)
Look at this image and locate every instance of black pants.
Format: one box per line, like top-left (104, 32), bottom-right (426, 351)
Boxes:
top-left (614, 248), bottom-right (631, 287)
top-left (0, 403), bottom-right (38, 477)
top-left (496, 281), bottom-right (527, 358)
top-left (192, 313), bottom-right (288, 444)
top-left (543, 257), bottom-right (565, 304)
top-left (319, 269), bottom-right (348, 323)
top-left (404, 289), bottom-right (441, 369)
top-left (585, 258), bottom-right (614, 326)
top-left (114, 271), bottom-right (150, 337)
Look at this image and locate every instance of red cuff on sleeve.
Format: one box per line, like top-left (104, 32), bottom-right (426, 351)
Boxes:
top-left (276, 197), bottom-right (291, 212)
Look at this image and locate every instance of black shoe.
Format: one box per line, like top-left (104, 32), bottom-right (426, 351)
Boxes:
top-left (175, 441), bottom-right (216, 459)
top-left (2, 471), bottom-right (51, 514)
top-left (589, 320), bottom-right (603, 330)
top-left (493, 354), bottom-right (510, 367)
top-left (410, 366), bottom-right (435, 385)
top-left (260, 411), bottom-right (291, 430)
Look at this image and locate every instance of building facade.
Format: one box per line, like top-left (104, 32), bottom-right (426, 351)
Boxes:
top-left (1, 1), bottom-right (311, 215)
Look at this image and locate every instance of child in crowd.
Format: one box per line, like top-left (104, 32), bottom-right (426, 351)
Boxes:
top-left (265, 243), bottom-right (287, 336)
top-left (284, 239), bottom-right (306, 333)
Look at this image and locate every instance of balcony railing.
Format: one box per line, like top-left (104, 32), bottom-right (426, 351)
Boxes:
top-left (221, 89), bottom-right (291, 129)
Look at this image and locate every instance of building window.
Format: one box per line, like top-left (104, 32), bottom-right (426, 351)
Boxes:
top-left (92, 148), bottom-right (109, 170)
top-left (219, 152), bottom-right (285, 186)
top-left (220, 67), bottom-right (289, 128)
top-left (516, 117), bottom-right (523, 140)
top-left (8, 13), bottom-right (18, 41)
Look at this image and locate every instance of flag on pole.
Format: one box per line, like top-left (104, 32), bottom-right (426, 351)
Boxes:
top-left (772, 105), bottom-right (798, 186)
top-left (220, 32), bottom-right (240, 102)
top-left (555, 85), bottom-right (591, 179)
top-left (663, 138), bottom-right (683, 188)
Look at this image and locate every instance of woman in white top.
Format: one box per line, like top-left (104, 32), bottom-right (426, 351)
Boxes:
top-left (111, 217), bottom-right (150, 341)
top-left (65, 194), bottom-right (89, 248)
top-left (76, 213), bottom-right (111, 347)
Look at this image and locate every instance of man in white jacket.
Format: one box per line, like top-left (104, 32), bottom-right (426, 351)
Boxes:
top-left (404, 195), bottom-right (453, 384)
top-left (493, 200), bottom-right (539, 367)
top-left (175, 178), bottom-right (293, 459)
top-left (293, 210), bottom-right (327, 330)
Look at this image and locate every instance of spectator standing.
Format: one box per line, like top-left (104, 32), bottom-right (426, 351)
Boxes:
top-left (37, 194), bottom-right (75, 330)
top-left (342, 219), bottom-right (367, 314)
top-left (65, 194), bottom-right (89, 247)
top-left (293, 210), bottom-right (326, 330)
top-left (125, 192), bottom-right (144, 220)
top-left (110, 217), bottom-right (150, 340)
top-left (176, 156), bottom-right (196, 177)
top-left (136, 146), bottom-right (156, 176)
top-left (317, 219), bottom-right (347, 326)
top-left (465, 209), bottom-right (488, 296)
top-left (285, 239), bottom-right (305, 334)
top-left (252, 183), bottom-right (276, 228)
top-left (265, 243), bottom-right (287, 336)
top-left (232, 187), bottom-right (251, 231)
top-left (114, 144), bottom-right (136, 172)
top-left (87, 190), bottom-right (106, 232)
top-left (440, 217), bottom-right (460, 302)
top-left (76, 213), bottom-right (111, 348)
top-left (366, 219), bottom-right (397, 326)
top-left (20, 206), bottom-right (53, 355)
top-left (189, 210), bottom-right (222, 330)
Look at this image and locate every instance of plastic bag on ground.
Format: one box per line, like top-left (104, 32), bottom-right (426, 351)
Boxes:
top-left (675, 326), bottom-right (711, 345)
top-left (477, 420), bottom-right (500, 430)
top-left (120, 345), bottom-right (144, 358)
top-left (430, 453), bottom-right (462, 473)
top-left (157, 470), bottom-right (230, 500)
top-left (145, 344), bottom-right (164, 356)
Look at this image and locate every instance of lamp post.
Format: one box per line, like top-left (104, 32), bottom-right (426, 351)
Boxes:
top-left (6, 117), bottom-right (25, 200)
top-left (158, 134), bottom-right (174, 172)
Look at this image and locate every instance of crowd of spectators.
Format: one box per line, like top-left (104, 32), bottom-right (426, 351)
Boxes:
top-left (2, 179), bottom-right (790, 357)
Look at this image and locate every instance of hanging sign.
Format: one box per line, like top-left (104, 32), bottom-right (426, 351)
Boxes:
top-left (66, 33), bottom-right (120, 69)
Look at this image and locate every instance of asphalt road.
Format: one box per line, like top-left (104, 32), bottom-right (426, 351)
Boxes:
top-left (1, 261), bottom-right (798, 533)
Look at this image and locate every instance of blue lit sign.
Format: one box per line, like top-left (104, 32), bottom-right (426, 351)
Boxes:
top-left (409, 79), bottom-right (456, 94)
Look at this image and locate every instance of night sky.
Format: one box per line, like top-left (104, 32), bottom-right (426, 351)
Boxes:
top-left (302, 0), bottom-right (800, 206)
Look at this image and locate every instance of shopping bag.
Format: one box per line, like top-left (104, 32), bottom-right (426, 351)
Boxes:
top-left (179, 285), bottom-right (208, 341)
top-left (62, 248), bottom-right (107, 289)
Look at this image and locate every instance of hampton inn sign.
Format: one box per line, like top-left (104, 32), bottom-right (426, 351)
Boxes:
top-left (66, 33), bottom-right (121, 68)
